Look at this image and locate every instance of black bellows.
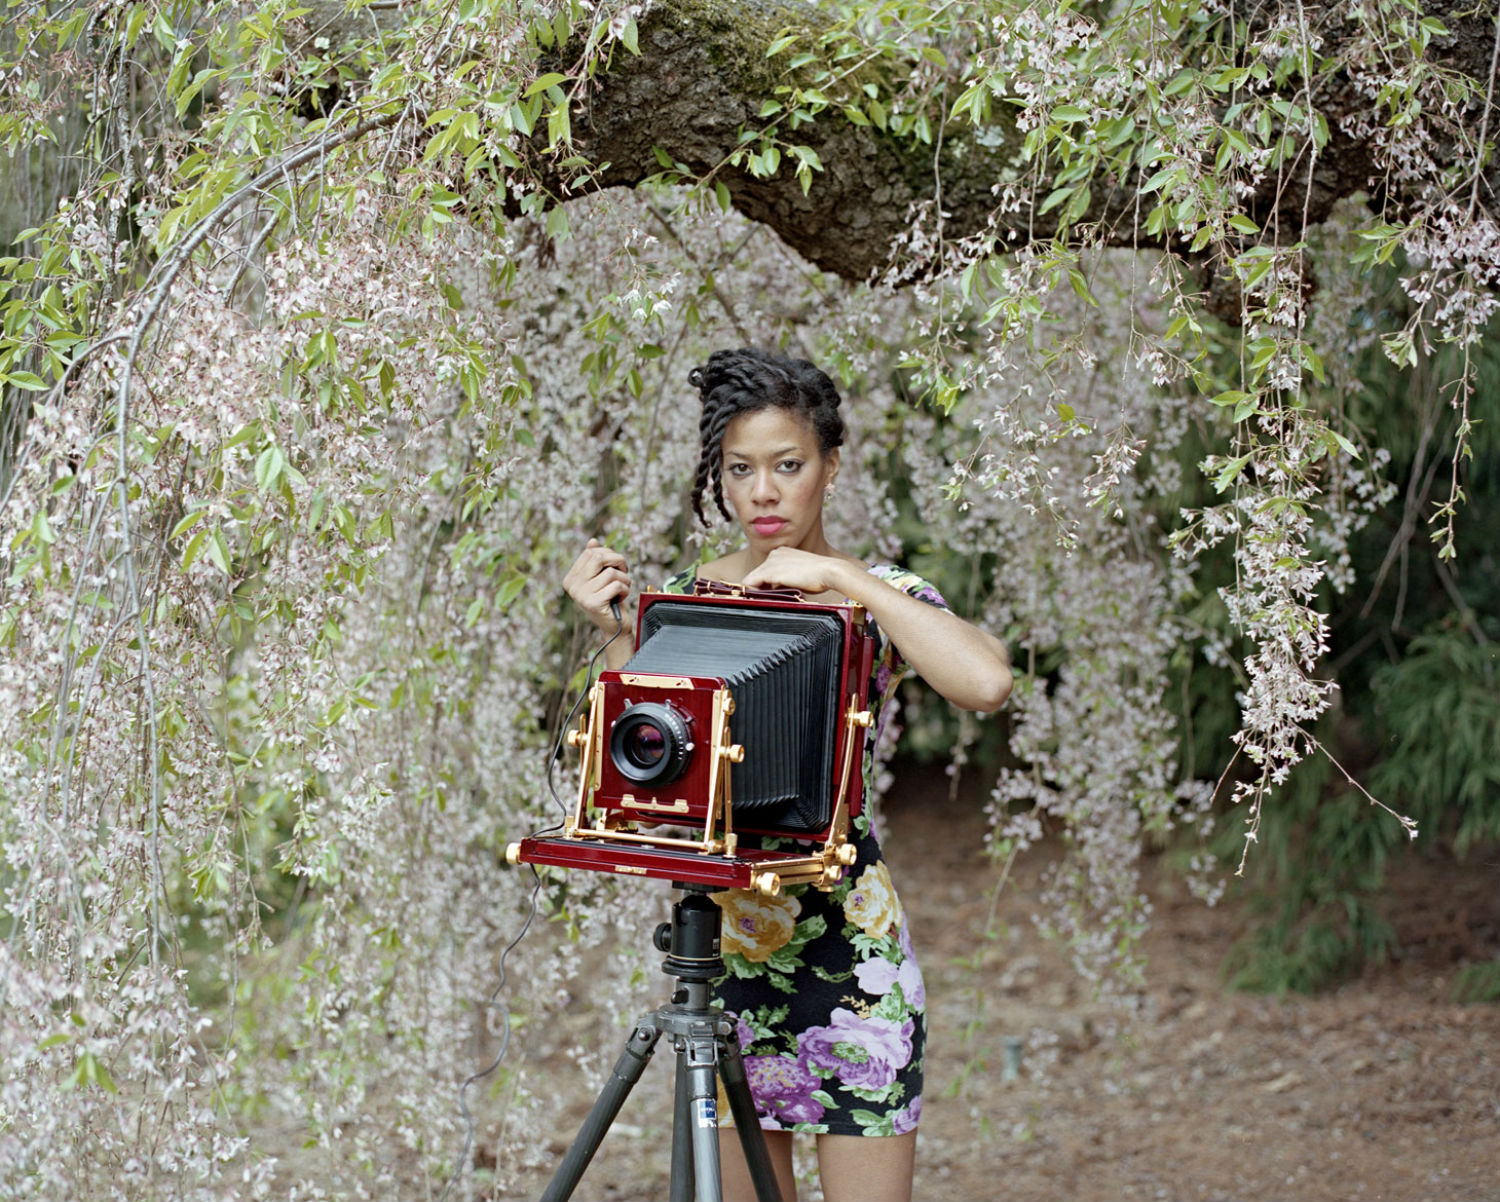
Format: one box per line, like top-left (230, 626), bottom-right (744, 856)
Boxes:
top-left (630, 602), bottom-right (845, 833)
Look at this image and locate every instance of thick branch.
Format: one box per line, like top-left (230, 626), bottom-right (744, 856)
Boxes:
top-left (529, 0), bottom-right (1499, 283)
top-left (539, 0), bottom-right (1024, 279)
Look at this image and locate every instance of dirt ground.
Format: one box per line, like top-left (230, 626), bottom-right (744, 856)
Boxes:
top-left (513, 763), bottom-right (1500, 1201)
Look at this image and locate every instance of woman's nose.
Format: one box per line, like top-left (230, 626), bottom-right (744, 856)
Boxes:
top-left (751, 470), bottom-right (779, 502)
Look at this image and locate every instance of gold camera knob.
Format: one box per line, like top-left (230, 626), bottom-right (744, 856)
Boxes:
top-left (566, 729), bottom-right (586, 748)
top-left (852, 709), bottom-right (873, 729)
top-left (835, 843), bottom-right (858, 866)
top-left (752, 872), bottom-right (783, 897)
top-left (726, 744), bottom-right (745, 763)
top-left (505, 843), bottom-right (522, 865)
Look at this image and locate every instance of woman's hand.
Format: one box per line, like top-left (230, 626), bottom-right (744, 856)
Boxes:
top-left (749, 547), bottom-right (1012, 713)
top-left (740, 547), bottom-right (854, 597)
top-left (563, 538), bottom-right (632, 634)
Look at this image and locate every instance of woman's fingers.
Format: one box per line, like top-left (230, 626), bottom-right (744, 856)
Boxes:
top-left (589, 566), bottom-right (630, 606)
top-left (563, 539), bottom-right (631, 625)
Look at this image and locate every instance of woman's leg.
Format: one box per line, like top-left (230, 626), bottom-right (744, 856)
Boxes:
top-left (814, 1131), bottom-right (917, 1202)
top-left (718, 1127), bottom-right (797, 1202)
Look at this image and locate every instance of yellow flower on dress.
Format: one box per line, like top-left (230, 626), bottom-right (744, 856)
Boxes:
top-left (712, 890), bottom-right (803, 962)
top-left (842, 861), bottom-right (898, 939)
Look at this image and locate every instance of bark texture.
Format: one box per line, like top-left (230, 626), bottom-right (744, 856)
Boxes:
top-left (526, 0), bottom-right (1500, 283)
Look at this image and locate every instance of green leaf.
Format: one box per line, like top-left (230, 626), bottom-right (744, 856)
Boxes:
top-left (68, 1050), bottom-right (117, 1093)
top-left (4, 370), bottom-right (47, 391)
top-left (1051, 104), bottom-right (1089, 123)
top-left (181, 528), bottom-right (207, 571)
top-left (254, 446), bottom-right (286, 492)
top-left (152, 9), bottom-right (178, 51)
top-left (546, 101), bottom-right (571, 148)
top-left (496, 573), bottom-right (526, 608)
top-left (618, 17), bottom-right (639, 55)
top-left (1164, 70), bottom-right (1197, 97)
top-left (207, 529), bottom-right (232, 576)
top-left (1102, 116), bottom-right (1137, 149)
top-left (1038, 185), bottom-right (1074, 215)
top-left (171, 509), bottom-right (208, 540)
top-left (1142, 167), bottom-right (1177, 194)
top-left (1067, 268), bottom-right (1097, 306)
top-left (1063, 185), bottom-right (1092, 223)
top-left (1213, 453), bottom-right (1252, 492)
top-left (1209, 390), bottom-right (1253, 408)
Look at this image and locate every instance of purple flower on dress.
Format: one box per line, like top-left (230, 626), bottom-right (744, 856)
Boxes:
top-left (891, 1096), bottom-right (922, 1135)
top-left (743, 1054), bottom-right (825, 1126)
top-left (853, 955), bottom-right (926, 1008)
top-left (734, 1014), bottom-right (756, 1052)
top-left (797, 1007), bottom-right (914, 1092)
top-left (912, 583), bottom-right (947, 608)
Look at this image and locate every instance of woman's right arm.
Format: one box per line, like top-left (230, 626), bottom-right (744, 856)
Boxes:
top-left (562, 538), bottom-right (634, 670)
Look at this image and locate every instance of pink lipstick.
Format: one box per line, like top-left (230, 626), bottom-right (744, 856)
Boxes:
top-left (751, 517), bottom-right (788, 536)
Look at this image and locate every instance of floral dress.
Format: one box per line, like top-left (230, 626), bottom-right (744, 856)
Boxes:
top-left (660, 562), bottom-right (949, 1137)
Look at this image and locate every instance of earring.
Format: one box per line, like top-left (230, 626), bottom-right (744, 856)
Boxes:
top-left (824, 483), bottom-right (836, 500)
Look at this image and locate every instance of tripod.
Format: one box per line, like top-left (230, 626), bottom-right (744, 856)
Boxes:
top-left (538, 886), bottom-right (783, 1202)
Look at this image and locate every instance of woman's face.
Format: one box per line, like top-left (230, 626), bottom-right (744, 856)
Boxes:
top-left (720, 406), bottom-right (839, 552)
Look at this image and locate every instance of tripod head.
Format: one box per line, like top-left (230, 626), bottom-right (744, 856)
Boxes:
top-left (655, 884), bottom-right (725, 985)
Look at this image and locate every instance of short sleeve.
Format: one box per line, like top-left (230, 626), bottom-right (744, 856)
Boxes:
top-left (869, 564), bottom-right (950, 613)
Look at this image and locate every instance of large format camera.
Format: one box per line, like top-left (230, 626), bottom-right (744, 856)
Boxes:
top-left (508, 583), bottom-right (877, 895)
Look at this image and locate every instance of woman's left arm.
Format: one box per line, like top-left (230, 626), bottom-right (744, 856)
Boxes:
top-left (743, 549), bottom-right (1013, 713)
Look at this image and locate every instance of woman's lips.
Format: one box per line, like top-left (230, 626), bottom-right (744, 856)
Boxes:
top-left (751, 516), bottom-right (788, 535)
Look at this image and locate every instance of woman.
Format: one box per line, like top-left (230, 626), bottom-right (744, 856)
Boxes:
top-left (563, 348), bottom-right (1011, 1202)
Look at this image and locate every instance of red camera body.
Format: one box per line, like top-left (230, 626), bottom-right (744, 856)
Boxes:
top-left (508, 585), bottom-right (877, 895)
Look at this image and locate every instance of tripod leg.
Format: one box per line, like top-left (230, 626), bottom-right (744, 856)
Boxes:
top-left (683, 1020), bottom-right (726, 1202)
top-left (718, 1029), bottom-right (783, 1202)
top-left (669, 1054), bottom-right (693, 1202)
top-left (540, 1017), bottom-right (660, 1202)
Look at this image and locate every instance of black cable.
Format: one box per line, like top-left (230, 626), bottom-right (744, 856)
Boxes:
top-left (441, 600), bottom-right (627, 1199)
top-left (540, 598), bottom-right (626, 825)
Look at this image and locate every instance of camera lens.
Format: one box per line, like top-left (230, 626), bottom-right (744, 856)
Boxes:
top-left (609, 702), bottom-right (692, 786)
top-left (622, 722), bottom-right (666, 769)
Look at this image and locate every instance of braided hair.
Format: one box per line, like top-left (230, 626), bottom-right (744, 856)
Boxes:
top-left (688, 348), bottom-right (845, 525)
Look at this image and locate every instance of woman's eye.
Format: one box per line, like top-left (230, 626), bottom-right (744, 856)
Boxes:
top-left (777, 460), bottom-right (803, 474)
top-left (727, 463), bottom-right (750, 476)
